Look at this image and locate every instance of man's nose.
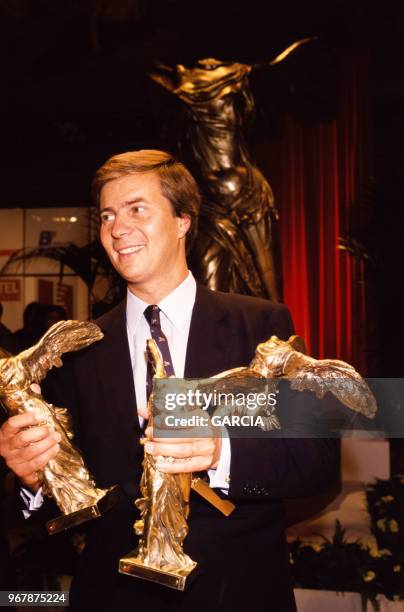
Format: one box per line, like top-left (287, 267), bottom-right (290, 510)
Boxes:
top-left (111, 213), bottom-right (132, 238)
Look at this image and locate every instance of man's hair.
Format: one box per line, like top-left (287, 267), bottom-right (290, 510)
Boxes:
top-left (92, 150), bottom-right (200, 249)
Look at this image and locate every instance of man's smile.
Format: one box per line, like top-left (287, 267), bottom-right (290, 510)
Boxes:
top-left (115, 245), bottom-right (146, 255)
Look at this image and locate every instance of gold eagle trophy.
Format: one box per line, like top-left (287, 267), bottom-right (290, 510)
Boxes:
top-left (120, 335), bottom-right (376, 590)
top-left (0, 320), bottom-right (120, 534)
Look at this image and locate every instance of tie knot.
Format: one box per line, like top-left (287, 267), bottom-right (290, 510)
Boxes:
top-left (144, 304), bottom-right (160, 328)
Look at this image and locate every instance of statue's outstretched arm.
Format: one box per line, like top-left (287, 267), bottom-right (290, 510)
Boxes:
top-left (252, 37), bottom-right (317, 71)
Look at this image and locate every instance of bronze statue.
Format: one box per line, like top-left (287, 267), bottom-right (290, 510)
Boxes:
top-left (0, 320), bottom-right (119, 534)
top-left (120, 335), bottom-right (376, 589)
top-left (151, 40), bottom-right (313, 301)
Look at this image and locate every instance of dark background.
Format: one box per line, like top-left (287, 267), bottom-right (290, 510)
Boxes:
top-left (1, 0), bottom-right (403, 375)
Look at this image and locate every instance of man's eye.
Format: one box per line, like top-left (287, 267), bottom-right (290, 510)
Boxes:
top-left (130, 205), bottom-right (145, 214)
top-left (100, 213), bottom-right (114, 223)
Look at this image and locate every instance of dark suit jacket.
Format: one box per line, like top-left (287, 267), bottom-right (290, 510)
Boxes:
top-left (41, 285), bottom-right (339, 612)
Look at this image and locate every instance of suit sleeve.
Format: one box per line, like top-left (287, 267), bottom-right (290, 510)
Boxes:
top-left (228, 437), bottom-right (340, 500)
top-left (228, 302), bottom-right (340, 500)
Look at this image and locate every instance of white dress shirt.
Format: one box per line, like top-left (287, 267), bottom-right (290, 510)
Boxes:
top-left (20, 271), bottom-right (230, 515)
top-left (126, 271), bottom-right (196, 423)
top-left (126, 271), bottom-right (230, 489)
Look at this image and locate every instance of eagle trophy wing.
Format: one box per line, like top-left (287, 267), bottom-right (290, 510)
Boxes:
top-left (18, 320), bottom-right (104, 384)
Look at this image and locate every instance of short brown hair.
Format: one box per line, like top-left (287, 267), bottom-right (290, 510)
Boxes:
top-left (92, 150), bottom-right (200, 249)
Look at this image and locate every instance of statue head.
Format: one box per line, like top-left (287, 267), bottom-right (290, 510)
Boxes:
top-left (151, 58), bottom-right (251, 104)
top-left (250, 335), bottom-right (306, 377)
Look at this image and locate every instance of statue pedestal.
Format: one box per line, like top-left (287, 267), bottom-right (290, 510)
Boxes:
top-left (46, 485), bottom-right (121, 535)
top-left (119, 551), bottom-right (197, 591)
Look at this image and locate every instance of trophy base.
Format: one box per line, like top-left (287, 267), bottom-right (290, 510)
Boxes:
top-left (46, 485), bottom-right (121, 535)
top-left (119, 550), bottom-right (198, 591)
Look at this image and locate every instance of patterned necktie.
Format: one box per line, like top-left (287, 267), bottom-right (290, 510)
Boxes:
top-left (144, 305), bottom-right (175, 400)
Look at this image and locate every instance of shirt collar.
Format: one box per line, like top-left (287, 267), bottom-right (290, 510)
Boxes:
top-left (126, 271), bottom-right (196, 336)
top-left (158, 271), bottom-right (196, 331)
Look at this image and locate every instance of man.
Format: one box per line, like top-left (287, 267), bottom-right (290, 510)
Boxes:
top-left (0, 150), bottom-right (339, 611)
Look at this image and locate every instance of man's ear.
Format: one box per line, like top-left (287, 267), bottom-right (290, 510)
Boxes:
top-left (178, 215), bottom-right (191, 238)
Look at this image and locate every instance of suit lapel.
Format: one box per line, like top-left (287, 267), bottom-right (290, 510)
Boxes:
top-left (185, 285), bottom-right (237, 378)
top-left (95, 300), bottom-right (142, 434)
top-left (93, 286), bottom-right (238, 429)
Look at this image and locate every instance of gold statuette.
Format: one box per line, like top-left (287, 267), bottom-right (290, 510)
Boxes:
top-left (216, 335), bottom-right (377, 419)
top-left (0, 320), bottom-right (120, 534)
top-left (119, 340), bottom-right (197, 590)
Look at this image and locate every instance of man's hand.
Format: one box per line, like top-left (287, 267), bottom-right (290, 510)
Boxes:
top-left (0, 412), bottom-right (61, 492)
top-left (144, 422), bottom-right (222, 474)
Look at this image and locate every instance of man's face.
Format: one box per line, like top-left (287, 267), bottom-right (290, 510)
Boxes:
top-left (99, 172), bottom-right (190, 296)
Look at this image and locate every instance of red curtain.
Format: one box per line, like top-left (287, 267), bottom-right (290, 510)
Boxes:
top-left (257, 53), bottom-right (372, 373)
